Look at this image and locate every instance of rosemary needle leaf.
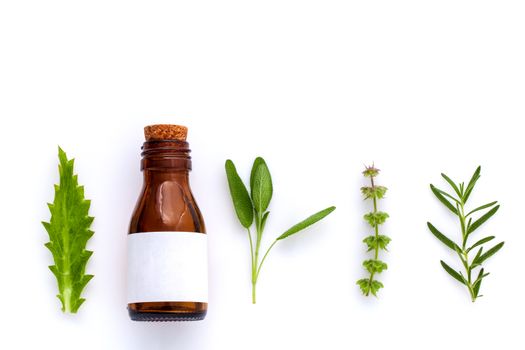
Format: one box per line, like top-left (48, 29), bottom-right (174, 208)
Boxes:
top-left (463, 166), bottom-right (481, 203)
top-left (277, 206), bottom-right (336, 240)
top-left (430, 184), bottom-right (459, 215)
top-left (441, 173), bottom-right (461, 198)
top-left (465, 201), bottom-right (498, 217)
top-left (467, 236), bottom-right (495, 253)
top-left (427, 222), bottom-right (460, 251)
top-left (440, 260), bottom-right (466, 285)
top-left (473, 268), bottom-right (485, 298)
top-left (467, 205), bottom-right (500, 235)
top-left (225, 160), bottom-right (254, 228)
top-left (476, 242), bottom-right (504, 265)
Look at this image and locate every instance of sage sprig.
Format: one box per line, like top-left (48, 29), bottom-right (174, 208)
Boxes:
top-left (225, 157), bottom-right (335, 304)
top-left (357, 165), bottom-right (390, 297)
top-left (428, 166), bottom-right (503, 302)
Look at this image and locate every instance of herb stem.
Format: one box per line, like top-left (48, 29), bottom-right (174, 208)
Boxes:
top-left (256, 240), bottom-right (278, 281)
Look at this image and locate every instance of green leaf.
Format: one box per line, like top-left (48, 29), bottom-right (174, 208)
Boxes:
top-left (473, 268), bottom-right (487, 298)
top-left (363, 259), bottom-right (388, 274)
top-left (250, 157), bottom-right (273, 214)
top-left (430, 184), bottom-right (459, 215)
top-left (276, 206), bottom-right (336, 240)
top-left (467, 236), bottom-right (495, 253)
top-left (356, 278), bottom-right (371, 295)
top-left (356, 278), bottom-right (384, 297)
top-left (260, 211), bottom-right (270, 232)
top-left (467, 205), bottom-right (500, 235)
top-left (427, 222), bottom-right (460, 252)
top-left (361, 186), bottom-right (388, 200)
top-left (370, 280), bottom-right (384, 297)
top-left (42, 147), bottom-right (94, 313)
top-left (441, 173), bottom-right (461, 198)
top-left (363, 235), bottom-right (391, 252)
top-left (476, 242), bottom-right (504, 265)
top-left (466, 201), bottom-right (498, 217)
top-left (363, 211), bottom-right (389, 227)
top-left (472, 247), bottom-right (484, 267)
top-left (463, 166), bottom-right (481, 203)
top-left (250, 157), bottom-right (265, 190)
top-left (225, 160), bottom-right (254, 228)
top-left (440, 260), bottom-right (466, 285)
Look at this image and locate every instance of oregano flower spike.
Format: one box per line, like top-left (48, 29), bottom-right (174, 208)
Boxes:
top-left (225, 157), bottom-right (335, 304)
top-left (357, 164), bottom-right (391, 297)
top-left (427, 166), bottom-right (503, 302)
top-left (42, 147), bottom-right (94, 313)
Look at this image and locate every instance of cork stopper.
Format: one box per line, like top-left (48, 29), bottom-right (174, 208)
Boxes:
top-left (144, 124), bottom-right (188, 141)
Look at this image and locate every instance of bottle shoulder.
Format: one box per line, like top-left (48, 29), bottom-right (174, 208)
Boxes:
top-left (129, 180), bottom-right (206, 234)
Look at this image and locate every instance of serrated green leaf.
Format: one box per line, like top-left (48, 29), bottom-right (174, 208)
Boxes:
top-left (363, 211), bottom-right (389, 227)
top-left (363, 235), bottom-right (391, 252)
top-left (225, 160), bottom-right (254, 228)
top-left (43, 147), bottom-right (94, 313)
top-left (356, 278), bottom-right (371, 295)
top-left (250, 157), bottom-right (273, 214)
top-left (363, 259), bottom-right (388, 274)
top-left (370, 280), bottom-right (384, 297)
top-left (430, 184), bottom-right (459, 215)
top-left (276, 206), bottom-right (336, 240)
top-left (440, 260), bottom-right (466, 285)
top-left (467, 205), bottom-right (500, 235)
top-left (361, 186), bottom-right (388, 200)
top-left (427, 222), bottom-right (460, 251)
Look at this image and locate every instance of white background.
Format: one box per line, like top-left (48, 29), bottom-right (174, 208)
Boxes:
top-left (1, 1), bottom-right (524, 349)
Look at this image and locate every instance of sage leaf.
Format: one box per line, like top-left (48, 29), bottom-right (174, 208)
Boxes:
top-left (277, 206), bottom-right (336, 240)
top-left (250, 157), bottom-right (273, 214)
top-left (225, 160), bottom-right (254, 228)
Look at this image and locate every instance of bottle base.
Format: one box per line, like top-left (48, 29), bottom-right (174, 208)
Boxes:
top-left (128, 309), bottom-right (207, 322)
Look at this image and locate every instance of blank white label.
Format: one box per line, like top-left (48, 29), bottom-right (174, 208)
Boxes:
top-left (127, 231), bottom-right (208, 304)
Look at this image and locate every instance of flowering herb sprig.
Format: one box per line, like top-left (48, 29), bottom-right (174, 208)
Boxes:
top-left (357, 165), bottom-right (390, 297)
top-left (427, 166), bottom-right (503, 302)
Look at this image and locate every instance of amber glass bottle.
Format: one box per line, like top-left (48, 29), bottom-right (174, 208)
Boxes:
top-left (127, 124), bottom-right (208, 321)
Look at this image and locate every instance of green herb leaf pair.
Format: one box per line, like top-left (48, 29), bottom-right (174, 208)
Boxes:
top-left (42, 147), bottom-right (94, 313)
top-left (357, 165), bottom-right (391, 297)
top-left (428, 166), bottom-right (503, 302)
top-left (225, 157), bottom-right (335, 303)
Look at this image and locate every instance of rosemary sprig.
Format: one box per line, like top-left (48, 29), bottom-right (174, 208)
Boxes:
top-left (357, 165), bottom-right (390, 297)
top-left (428, 166), bottom-right (503, 302)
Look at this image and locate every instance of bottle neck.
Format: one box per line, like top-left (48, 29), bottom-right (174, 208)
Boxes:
top-left (140, 140), bottom-right (192, 173)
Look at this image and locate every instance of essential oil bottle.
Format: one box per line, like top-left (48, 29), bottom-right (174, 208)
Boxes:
top-left (127, 124), bottom-right (208, 321)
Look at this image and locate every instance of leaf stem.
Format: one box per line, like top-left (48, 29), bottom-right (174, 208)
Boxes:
top-left (256, 240), bottom-right (278, 281)
top-left (366, 175), bottom-right (380, 296)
